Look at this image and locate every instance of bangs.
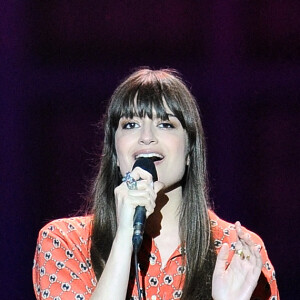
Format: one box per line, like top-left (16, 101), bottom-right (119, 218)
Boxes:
top-left (121, 83), bottom-right (169, 120)
top-left (110, 84), bottom-right (184, 129)
top-left (108, 69), bottom-right (188, 130)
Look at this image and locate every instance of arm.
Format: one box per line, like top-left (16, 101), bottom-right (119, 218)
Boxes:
top-left (90, 228), bottom-right (133, 299)
top-left (33, 217), bottom-right (96, 299)
top-left (33, 170), bottom-right (162, 300)
top-left (91, 167), bottom-right (164, 300)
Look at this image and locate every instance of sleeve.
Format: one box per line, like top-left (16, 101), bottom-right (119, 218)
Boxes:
top-left (32, 218), bottom-right (97, 300)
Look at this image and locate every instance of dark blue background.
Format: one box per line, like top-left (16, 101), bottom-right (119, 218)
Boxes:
top-left (1, 1), bottom-right (299, 298)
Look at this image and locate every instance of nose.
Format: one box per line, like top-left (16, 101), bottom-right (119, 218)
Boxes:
top-left (138, 123), bottom-right (157, 145)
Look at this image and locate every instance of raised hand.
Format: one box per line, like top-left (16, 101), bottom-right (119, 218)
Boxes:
top-left (212, 221), bottom-right (263, 300)
top-left (114, 167), bottom-right (164, 234)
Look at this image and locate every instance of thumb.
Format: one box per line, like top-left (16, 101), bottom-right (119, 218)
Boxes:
top-left (153, 181), bottom-right (165, 193)
top-left (214, 243), bottom-right (229, 275)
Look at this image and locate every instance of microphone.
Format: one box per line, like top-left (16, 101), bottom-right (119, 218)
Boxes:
top-left (132, 157), bottom-right (158, 253)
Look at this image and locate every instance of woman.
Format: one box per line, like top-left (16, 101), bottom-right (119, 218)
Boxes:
top-left (33, 68), bottom-right (279, 299)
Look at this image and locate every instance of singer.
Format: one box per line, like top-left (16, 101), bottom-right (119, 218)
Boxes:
top-left (33, 69), bottom-right (279, 299)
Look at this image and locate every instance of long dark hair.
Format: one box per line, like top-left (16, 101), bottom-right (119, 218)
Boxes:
top-left (90, 68), bottom-right (216, 299)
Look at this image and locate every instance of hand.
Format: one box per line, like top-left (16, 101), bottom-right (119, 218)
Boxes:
top-left (212, 221), bottom-right (263, 300)
top-left (114, 167), bottom-right (164, 234)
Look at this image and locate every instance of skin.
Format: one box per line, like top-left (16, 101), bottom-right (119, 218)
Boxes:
top-left (115, 112), bottom-right (189, 190)
top-left (91, 109), bottom-right (262, 300)
top-left (212, 221), bottom-right (263, 300)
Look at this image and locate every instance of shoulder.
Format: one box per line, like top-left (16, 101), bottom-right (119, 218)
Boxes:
top-left (38, 215), bottom-right (93, 238)
top-left (37, 216), bottom-right (93, 258)
top-left (208, 210), bottom-right (264, 248)
top-left (33, 216), bottom-right (96, 298)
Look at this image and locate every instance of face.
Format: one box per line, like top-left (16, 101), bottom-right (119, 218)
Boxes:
top-left (115, 106), bottom-right (189, 189)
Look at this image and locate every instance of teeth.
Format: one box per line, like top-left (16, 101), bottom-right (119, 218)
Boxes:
top-left (136, 153), bottom-right (164, 159)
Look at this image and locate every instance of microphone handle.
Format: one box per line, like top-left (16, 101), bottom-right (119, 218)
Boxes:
top-left (132, 206), bottom-right (146, 253)
top-left (131, 157), bottom-right (157, 253)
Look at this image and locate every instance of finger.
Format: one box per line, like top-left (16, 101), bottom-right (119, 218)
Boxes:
top-left (235, 221), bottom-right (256, 256)
top-left (235, 239), bottom-right (252, 262)
top-left (130, 167), bottom-right (155, 184)
top-left (231, 240), bottom-right (254, 271)
top-left (115, 183), bottom-right (154, 207)
top-left (238, 238), bottom-right (252, 259)
top-left (236, 221), bottom-right (247, 240)
top-left (127, 180), bottom-right (155, 193)
top-left (248, 246), bottom-right (263, 281)
top-left (236, 222), bottom-right (253, 245)
top-left (235, 239), bottom-right (243, 251)
top-left (232, 240), bottom-right (245, 264)
top-left (254, 245), bottom-right (263, 267)
top-left (130, 195), bottom-right (156, 216)
top-left (128, 186), bottom-right (156, 207)
top-left (214, 243), bottom-right (229, 275)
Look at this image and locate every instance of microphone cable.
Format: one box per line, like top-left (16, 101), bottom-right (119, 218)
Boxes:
top-left (134, 249), bottom-right (143, 300)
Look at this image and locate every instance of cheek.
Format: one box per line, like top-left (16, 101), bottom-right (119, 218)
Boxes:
top-left (168, 137), bottom-right (189, 169)
top-left (174, 135), bottom-right (189, 160)
top-left (115, 129), bottom-right (127, 152)
top-left (115, 136), bottom-right (132, 175)
top-left (115, 152), bottom-right (127, 176)
top-left (115, 135), bottom-right (124, 168)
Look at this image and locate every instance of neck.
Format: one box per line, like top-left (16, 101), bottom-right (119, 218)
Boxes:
top-left (145, 185), bottom-right (182, 238)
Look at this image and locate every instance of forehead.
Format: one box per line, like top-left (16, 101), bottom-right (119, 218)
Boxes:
top-left (119, 93), bottom-right (174, 120)
top-left (109, 81), bottom-right (187, 130)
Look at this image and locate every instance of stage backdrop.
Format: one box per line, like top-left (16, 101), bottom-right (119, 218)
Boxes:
top-left (1, 1), bottom-right (299, 298)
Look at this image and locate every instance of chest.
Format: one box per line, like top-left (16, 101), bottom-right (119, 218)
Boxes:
top-left (154, 234), bottom-right (181, 269)
top-left (128, 234), bottom-right (185, 299)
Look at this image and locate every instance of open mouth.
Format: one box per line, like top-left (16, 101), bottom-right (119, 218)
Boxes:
top-left (135, 153), bottom-right (164, 162)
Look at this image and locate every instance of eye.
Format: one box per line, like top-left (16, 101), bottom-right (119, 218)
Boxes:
top-left (158, 122), bottom-right (175, 129)
top-left (122, 122), bottom-right (140, 129)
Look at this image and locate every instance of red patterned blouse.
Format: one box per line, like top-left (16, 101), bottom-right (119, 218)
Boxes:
top-left (33, 211), bottom-right (279, 299)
